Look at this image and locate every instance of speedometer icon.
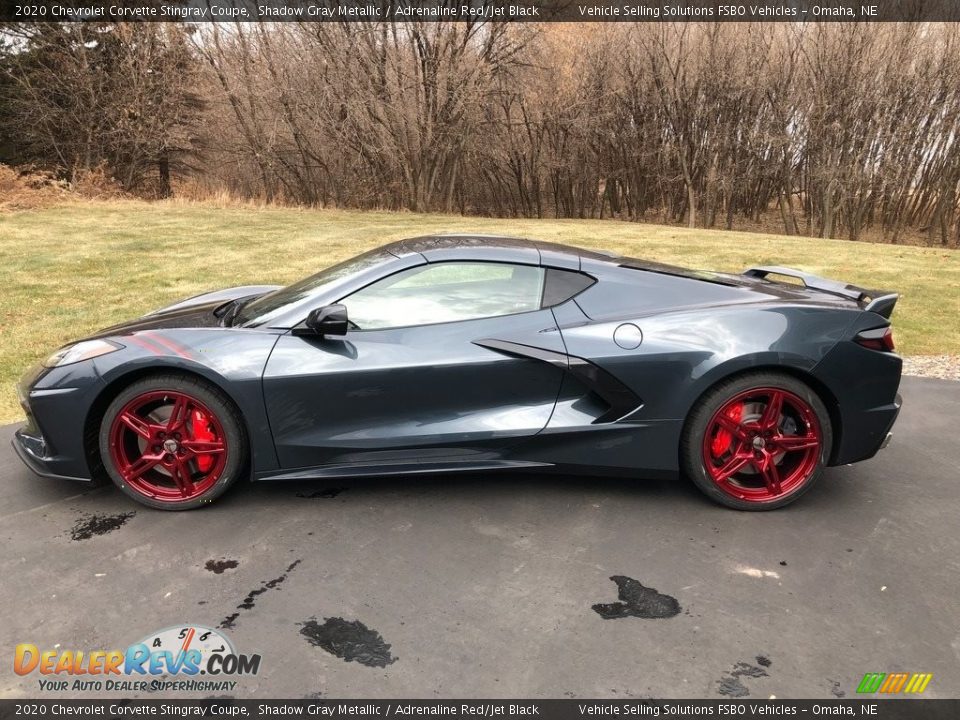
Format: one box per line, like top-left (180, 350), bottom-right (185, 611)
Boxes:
top-left (135, 624), bottom-right (235, 668)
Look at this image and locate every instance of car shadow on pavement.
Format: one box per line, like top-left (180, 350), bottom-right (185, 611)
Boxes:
top-left (217, 468), bottom-right (708, 511)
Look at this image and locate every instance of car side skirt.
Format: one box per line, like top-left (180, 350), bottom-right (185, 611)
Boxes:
top-left (255, 458), bottom-right (553, 481)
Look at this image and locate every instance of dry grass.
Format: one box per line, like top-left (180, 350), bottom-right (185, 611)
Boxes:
top-left (0, 164), bottom-right (127, 212)
top-left (0, 198), bottom-right (957, 424)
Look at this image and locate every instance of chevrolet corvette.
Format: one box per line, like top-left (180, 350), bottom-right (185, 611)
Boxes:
top-left (13, 236), bottom-right (902, 510)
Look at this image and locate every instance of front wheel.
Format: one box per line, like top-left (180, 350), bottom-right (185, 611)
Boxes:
top-left (99, 374), bottom-right (247, 510)
top-left (681, 372), bottom-right (832, 510)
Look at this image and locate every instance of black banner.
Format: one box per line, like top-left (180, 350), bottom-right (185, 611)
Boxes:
top-left (3, 0), bottom-right (960, 23)
top-left (1, 700), bottom-right (960, 720)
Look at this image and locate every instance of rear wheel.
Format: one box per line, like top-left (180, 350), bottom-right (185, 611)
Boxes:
top-left (99, 375), bottom-right (247, 510)
top-left (681, 372), bottom-right (832, 510)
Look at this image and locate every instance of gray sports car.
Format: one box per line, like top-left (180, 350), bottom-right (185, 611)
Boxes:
top-left (13, 235), bottom-right (902, 511)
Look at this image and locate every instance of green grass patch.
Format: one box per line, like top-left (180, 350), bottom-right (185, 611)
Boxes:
top-left (1, 199), bottom-right (957, 424)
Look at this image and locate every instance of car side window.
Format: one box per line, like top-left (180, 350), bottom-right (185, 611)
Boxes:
top-left (344, 262), bottom-right (546, 330)
top-left (541, 268), bottom-right (596, 307)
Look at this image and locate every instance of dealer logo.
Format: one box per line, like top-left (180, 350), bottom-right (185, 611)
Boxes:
top-left (14, 624), bottom-right (261, 693)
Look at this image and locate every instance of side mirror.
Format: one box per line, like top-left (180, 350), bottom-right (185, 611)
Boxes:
top-left (294, 304), bottom-right (348, 337)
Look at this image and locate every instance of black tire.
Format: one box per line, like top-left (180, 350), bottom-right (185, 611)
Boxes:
top-left (99, 374), bottom-right (247, 511)
top-left (680, 371), bottom-right (833, 511)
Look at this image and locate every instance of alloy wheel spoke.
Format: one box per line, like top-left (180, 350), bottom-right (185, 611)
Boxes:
top-left (716, 414), bottom-right (749, 441)
top-left (759, 390), bottom-right (784, 431)
top-left (714, 451), bottom-right (752, 482)
top-left (757, 453), bottom-right (783, 495)
top-left (168, 457), bottom-right (196, 497)
top-left (772, 434), bottom-right (819, 452)
top-left (181, 439), bottom-right (225, 455)
top-left (166, 395), bottom-right (190, 432)
top-left (119, 411), bottom-right (155, 440)
top-left (124, 452), bottom-right (163, 481)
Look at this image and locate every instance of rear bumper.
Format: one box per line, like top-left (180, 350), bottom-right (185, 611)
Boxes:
top-left (831, 392), bottom-right (901, 465)
top-left (812, 339), bottom-right (903, 466)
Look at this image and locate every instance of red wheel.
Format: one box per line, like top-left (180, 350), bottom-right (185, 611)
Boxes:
top-left (100, 375), bottom-right (246, 510)
top-left (682, 373), bottom-right (832, 510)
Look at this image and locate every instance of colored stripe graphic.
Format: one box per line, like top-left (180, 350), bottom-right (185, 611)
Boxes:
top-left (857, 672), bottom-right (932, 694)
top-left (857, 673), bottom-right (885, 693)
top-left (127, 334), bottom-right (173, 357)
top-left (127, 333), bottom-right (192, 359)
top-left (142, 332), bottom-right (193, 359)
top-left (904, 673), bottom-right (933, 694)
top-left (880, 672), bottom-right (909, 693)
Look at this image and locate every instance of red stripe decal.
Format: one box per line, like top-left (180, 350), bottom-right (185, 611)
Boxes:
top-left (142, 332), bottom-right (192, 359)
top-left (126, 335), bottom-right (165, 355)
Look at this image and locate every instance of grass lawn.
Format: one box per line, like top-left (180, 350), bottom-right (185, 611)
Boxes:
top-left (0, 199), bottom-right (958, 424)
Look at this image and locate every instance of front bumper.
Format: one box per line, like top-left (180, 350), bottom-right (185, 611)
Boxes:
top-left (13, 364), bottom-right (97, 483)
top-left (11, 428), bottom-right (92, 483)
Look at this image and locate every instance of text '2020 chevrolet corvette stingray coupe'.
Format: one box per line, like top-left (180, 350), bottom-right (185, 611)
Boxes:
top-left (13, 236), bottom-right (902, 510)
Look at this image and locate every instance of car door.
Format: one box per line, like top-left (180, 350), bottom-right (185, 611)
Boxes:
top-left (262, 261), bottom-right (567, 469)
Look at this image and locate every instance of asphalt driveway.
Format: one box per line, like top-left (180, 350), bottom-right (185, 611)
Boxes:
top-left (1, 376), bottom-right (958, 700)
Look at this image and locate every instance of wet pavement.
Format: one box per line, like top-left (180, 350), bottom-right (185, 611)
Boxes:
top-left (1, 377), bottom-right (958, 699)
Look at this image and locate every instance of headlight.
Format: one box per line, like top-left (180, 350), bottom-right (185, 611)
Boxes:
top-left (43, 340), bottom-right (123, 368)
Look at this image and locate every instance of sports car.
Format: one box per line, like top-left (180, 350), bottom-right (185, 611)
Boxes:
top-left (13, 235), bottom-right (902, 511)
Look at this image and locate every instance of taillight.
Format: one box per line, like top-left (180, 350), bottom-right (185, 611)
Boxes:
top-left (855, 326), bottom-right (895, 352)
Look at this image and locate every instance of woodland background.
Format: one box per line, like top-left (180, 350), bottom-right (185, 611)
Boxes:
top-left (2, 21), bottom-right (960, 246)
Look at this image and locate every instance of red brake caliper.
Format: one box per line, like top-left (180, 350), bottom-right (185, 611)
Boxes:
top-left (190, 409), bottom-right (216, 472)
top-left (711, 403), bottom-right (743, 457)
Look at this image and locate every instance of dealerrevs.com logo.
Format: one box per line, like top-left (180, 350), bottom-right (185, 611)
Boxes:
top-left (14, 625), bottom-right (260, 693)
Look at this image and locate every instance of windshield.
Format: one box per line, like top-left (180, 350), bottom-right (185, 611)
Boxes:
top-left (234, 248), bottom-right (394, 327)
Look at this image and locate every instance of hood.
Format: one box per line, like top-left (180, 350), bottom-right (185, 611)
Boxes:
top-left (88, 300), bottom-right (226, 340)
top-left (86, 285), bottom-right (282, 340)
top-left (145, 285), bottom-right (282, 316)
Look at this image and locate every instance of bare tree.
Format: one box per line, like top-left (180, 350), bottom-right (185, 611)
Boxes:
top-left (0, 22), bottom-right (203, 195)
top-left (4, 20), bottom-right (960, 245)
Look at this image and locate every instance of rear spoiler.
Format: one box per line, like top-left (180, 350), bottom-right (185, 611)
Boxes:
top-left (742, 266), bottom-right (899, 319)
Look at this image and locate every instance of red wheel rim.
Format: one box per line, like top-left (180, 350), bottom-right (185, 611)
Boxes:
top-left (109, 390), bottom-right (228, 503)
top-left (702, 387), bottom-right (821, 504)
